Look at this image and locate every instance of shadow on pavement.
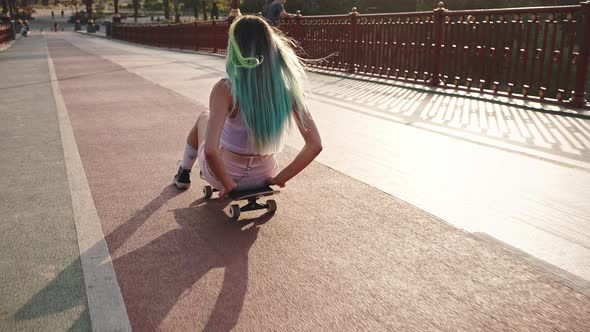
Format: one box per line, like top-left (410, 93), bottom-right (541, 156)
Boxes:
top-left (12, 256), bottom-right (89, 328)
top-left (309, 75), bottom-right (590, 164)
top-left (13, 184), bottom-right (274, 331)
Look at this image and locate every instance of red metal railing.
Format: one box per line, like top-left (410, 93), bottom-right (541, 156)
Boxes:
top-left (113, 19), bottom-right (229, 54)
top-left (113, 2), bottom-right (590, 108)
top-left (436, 4), bottom-right (590, 107)
top-left (0, 23), bottom-right (12, 45)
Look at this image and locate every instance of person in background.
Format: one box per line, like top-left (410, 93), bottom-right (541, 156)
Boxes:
top-left (19, 20), bottom-right (29, 37)
top-left (265, 0), bottom-right (294, 26)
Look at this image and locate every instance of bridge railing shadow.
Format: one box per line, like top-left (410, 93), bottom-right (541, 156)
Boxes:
top-left (308, 75), bottom-right (590, 165)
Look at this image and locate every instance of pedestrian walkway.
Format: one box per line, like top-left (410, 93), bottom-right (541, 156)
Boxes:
top-left (1, 26), bottom-right (590, 330)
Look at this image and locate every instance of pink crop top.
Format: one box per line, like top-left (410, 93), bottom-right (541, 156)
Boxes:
top-left (220, 111), bottom-right (256, 155)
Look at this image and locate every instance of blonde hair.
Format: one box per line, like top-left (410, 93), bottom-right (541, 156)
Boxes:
top-left (226, 15), bottom-right (308, 154)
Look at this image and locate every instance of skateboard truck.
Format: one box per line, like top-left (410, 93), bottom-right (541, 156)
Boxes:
top-left (202, 185), bottom-right (279, 219)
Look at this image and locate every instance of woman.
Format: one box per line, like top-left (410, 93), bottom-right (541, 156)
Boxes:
top-left (174, 15), bottom-right (322, 199)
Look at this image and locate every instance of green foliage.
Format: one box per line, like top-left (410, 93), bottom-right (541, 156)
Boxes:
top-left (216, 0), bottom-right (230, 12)
top-left (94, 0), bottom-right (106, 14)
top-left (418, 0), bottom-right (579, 11)
top-left (67, 10), bottom-right (88, 23)
top-left (239, 0), bottom-right (583, 15)
top-left (239, 0), bottom-right (266, 14)
top-left (124, 0), bottom-right (582, 20)
top-left (285, 0), bottom-right (356, 15)
top-left (211, 2), bottom-right (218, 17)
top-left (282, 0), bottom-right (415, 15)
top-left (144, 0), bottom-right (163, 11)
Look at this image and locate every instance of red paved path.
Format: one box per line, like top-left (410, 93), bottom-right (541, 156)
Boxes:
top-left (47, 36), bottom-right (590, 331)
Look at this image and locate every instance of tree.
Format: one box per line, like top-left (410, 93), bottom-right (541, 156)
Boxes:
top-left (361, 0), bottom-right (415, 12)
top-left (215, 0), bottom-right (230, 13)
top-left (95, 0), bottom-right (105, 14)
top-left (132, 0), bottom-right (138, 21)
top-left (8, 0), bottom-right (17, 15)
top-left (280, 0), bottom-right (582, 15)
top-left (144, 0), bottom-right (163, 11)
top-left (1, 0), bottom-right (8, 17)
top-left (419, 0), bottom-right (578, 10)
top-left (211, 1), bottom-right (218, 18)
top-left (239, 0), bottom-right (265, 14)
top-left (164, 0), bottom-right (170, 19)
top-left (172, 0), bottom-right (181, 21)
top-left (85, 0), bottom-right (93, 20)
top-left (113, 0), bottom-right (120, 19)
top-left (182, 0), bottom-right (230, 19)
top-left (201, 0), bottom-right (206, 19)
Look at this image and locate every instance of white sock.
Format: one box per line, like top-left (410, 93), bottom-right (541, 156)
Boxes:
top-left (181, 144), bottom-right (198, 170)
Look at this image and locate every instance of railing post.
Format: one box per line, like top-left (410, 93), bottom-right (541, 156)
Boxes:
top-left (111, 21), bottom-right (117, 39)
top-left (212, 20), bottom-right (217, 53)
top-left (167, 24), bottom-right (171, 48)
top-left (570, 1), bottom-right (590, 108)
top-left (430, 2), bottom-right (446, 86)
top-left (198, 21), bottom-right (199, 51)
top-left (295, 10), bottom-right (302, 42)
top-left (348, 7), bottom-right (359, 73)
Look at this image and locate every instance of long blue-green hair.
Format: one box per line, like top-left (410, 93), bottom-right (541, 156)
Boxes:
top-left (226, 15), bottom-right (308, 155)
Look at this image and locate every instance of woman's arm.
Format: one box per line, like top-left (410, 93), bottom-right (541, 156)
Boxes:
top-left (269, 109), bottom-right (322, 187)
top-left (204, 79), bottom-right (237, 198)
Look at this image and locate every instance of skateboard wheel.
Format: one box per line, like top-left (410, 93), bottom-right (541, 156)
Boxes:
top-left (266, 199), bottom-right (277, 213)
top-left (203, 185), bottom-right (213, 199)
top-left (228, 204), bottom-right (241, 219)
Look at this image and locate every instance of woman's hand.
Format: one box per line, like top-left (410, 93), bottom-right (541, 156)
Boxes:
top-left (268, 176), bottom-right (286, 188)
top-left (219, 180), bottom-right (238, 200)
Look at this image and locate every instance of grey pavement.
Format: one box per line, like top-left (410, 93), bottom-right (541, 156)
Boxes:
top-left (0, 34), bottom-right (90, 330)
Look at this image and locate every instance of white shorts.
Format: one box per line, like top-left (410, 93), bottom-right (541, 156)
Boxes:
top-left (198, 145), bottom-right (279, 191)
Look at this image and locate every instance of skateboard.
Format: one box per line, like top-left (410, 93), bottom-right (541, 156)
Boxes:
top-left (202, 185), bottom-right (280, 219)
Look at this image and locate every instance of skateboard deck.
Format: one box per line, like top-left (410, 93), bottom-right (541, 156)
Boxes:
top-left (229, 186), bottom-right (280, 201)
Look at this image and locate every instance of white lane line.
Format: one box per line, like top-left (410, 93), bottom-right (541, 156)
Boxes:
top-left (47, 44), bottom-right (132, 332)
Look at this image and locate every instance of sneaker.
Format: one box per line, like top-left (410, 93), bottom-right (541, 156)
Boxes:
top-left (174, 165), bottom-right (191, 189)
